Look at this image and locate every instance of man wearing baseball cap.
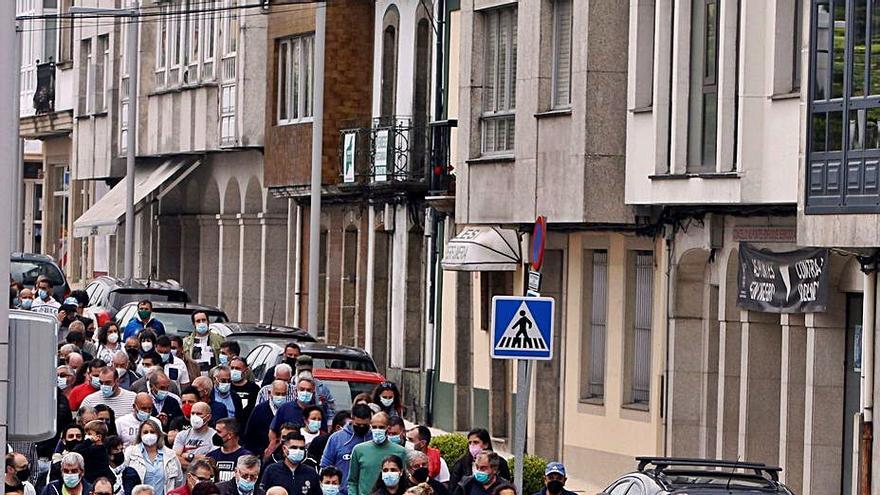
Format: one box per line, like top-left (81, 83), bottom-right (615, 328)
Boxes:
top-left (532, 462), bottom-right (575, 495)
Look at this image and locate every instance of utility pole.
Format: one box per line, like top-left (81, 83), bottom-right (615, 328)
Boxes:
top-left (123, 0), bottom-right (139, 283)
top-left (11, 22), bottom-right (23, 253)
top-left (307, 2), bottom-right (326, 337)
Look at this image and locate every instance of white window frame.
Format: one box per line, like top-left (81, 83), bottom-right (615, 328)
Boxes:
top-left (220, 84), bottom-right (237, 146)
top-left (480, 6), bottom-right (518, 155)
top-left (78, 38), bottom-right (93, 115)
top-left (551, 0), bottom-right (573, 109)
top-left (277, 35), bottom-right (315, 125)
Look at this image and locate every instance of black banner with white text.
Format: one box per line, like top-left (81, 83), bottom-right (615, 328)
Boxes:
top-left (736, 244), bottom-right (829, 313)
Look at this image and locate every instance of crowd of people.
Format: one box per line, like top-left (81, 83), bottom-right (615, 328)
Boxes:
top-left (7, 277), bottom-right (575, 495)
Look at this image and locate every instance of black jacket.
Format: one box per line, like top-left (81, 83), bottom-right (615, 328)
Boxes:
top-left (530, 488), bottom-right (577, 495)
top-left (218, 478), bottom-right (266, 495)
top-left (449, 455), bottom-right (510, 489)
top-left (36, 390), bottom-right (73, 457)
top-left (451, 476), bottom-right (505, 495)
top-left (73, 439), bottom-right (116, 484)
top-left (231, 382), bottom-right (261, 425)
top-left (426, 478), bottom-right (450, 495)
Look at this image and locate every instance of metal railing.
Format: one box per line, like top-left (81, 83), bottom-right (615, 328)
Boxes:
top-left (428, 119), bottom-right (457, 195)
top-left (34, 61), bottom-right (55, 114)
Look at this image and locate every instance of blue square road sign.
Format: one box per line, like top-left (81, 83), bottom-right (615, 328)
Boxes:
top-left (491, 296), bottom-right (555, 360)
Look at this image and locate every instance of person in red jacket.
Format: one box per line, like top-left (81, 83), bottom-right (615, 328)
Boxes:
top-left (405, 426), bottom-right (447, 482)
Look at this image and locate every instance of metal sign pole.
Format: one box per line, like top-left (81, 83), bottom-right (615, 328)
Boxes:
top-left (513, 358), bottom-right (532, 495)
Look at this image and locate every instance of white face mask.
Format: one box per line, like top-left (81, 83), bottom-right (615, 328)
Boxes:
top-left (190, 414), bottom-right (205, 430)
top-left (107, 333), bottom-right (119, 344)
top-left (141, 433), bottom-right (158, 446)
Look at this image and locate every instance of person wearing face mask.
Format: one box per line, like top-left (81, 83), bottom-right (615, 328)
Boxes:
top-left (406, 452), bottom-right (447, 495)
top-left (217, 455), bottom-right (263, 495)
top-left (137, 332), bottom-right (159, 363)
top-left (346, 413), bottom-right (407, 495)
top-left (72, 421), bottom-right (116, 484)
top-left (116, 394), bottom-right (161, 447)
top-left (81, 368), bottom-right (138, 417)
top-left (183, 312), bottom-right (225, 376)
top-left (106, 436), bottom-right (140, 495)
top-left (259, 432), bottom-right (320, 495)
top-left (367, 456), bottom-right (409, 495)
top-left (265, 377), bottom-right (317, 458)
top-left (254, 365), bottom-right (293, 405)
top-left (228, 358), bottom-right (259, 425)
top-left (66, 326), bottom-right (96, 362)
top-left (294, 358), bottom-right (336, 426)
top-left (94, 406), bottom-right (119, 440)
top-left (318, 466), bottom-right (343, 495)
top-left (385, 418), bottom-right (406, 448)
top-left (451, 452), bottom-right (505, 495)
top-left (37, 366), bottom-right (76, 459)
top-left (404, 427), bottom-right (447, 484)
top-left (17, 288), bottom-right (35, 310)
top-left (371, 383), bottom-right (403, 420)
top-left (448, 430), bottom-right (510, 489)
top-left (301, 407), bottom-right (330, 469)
top-left (123, 301), bottom-right (166, 340)
top-left (6, 452), bottom-right (37, 495)
top-left (320, 404), bottom-right (372, 495)
top-left (96, 324), bottom-right (124, 364)
top-left (131, 355), bottom-right (182, 398)
top-left (530, 463), bottom-right (572, 495)
top-left (169, 336), bottom-right (201, 384)
top-left (31, 277), bottom-right (61, 316)
top-left (206, 419), bottom-right (252, 482)
top-left (155, 336), bottom-right (191, 387)
top-left (172, 402), bottom-right (216, 470)
top-left (41, 452), bottom-right (91, 495)
top-left (167, 460), bottom-right (214, 495)
top-left (125, 419), bottom-right (182, 495)
top-left (211, 366), bottom-right (243, 420)
top-left (260, 343), bottom-right (301, 388)
top-left (242, 380), bottom-right (288, 456)
top-left (111, 352), bottom-right (140, 392)
top-left (146, 371), bottom-right (183, 428)
top-left (69, 360), bottom-right (110, 411)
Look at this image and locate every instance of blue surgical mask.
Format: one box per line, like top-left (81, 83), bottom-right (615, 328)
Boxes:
top-left (473, 470), bottom-right (491, 484)
top-left (217, 382), bottom-right (231, 394)
top-left (389, 435), bottom-right (403, 445)
top-left (90, 376), bottom-right (101, 389)
top-left (159, 352), bottom-right (170, 363)
top-left (286, 448), bottom-right (305, 464)
top-left (382, 472), bottom-right (401, 487)
top-left (230, 369), bottom-right (243, 382)
top-left (19, 299), bottom-right (32, 310)
top-left (321, 484), bottom-right (340, 495)
top-left (136, 410), bottom-right (150, 422)
top-left (237, 479), bottom-right (256, 494)
top-left (219, 354), bottom-right (229, 365)
top-left (297, 390), bottom-right (313, 404)
top-left (371, 428), bottom-right (387, 444)
top-left (38, 289), bottom-right (48, 300)
top-left (380, 397), bottom-right (395, 408)
top-left (272, 395), bottom-right (287, 407)
top-left (195, 323), bottom-right (209, 335)
top-left (307, 419), bottom-right (322, 433)
top-left (101, 384), bottom-right (114, 398)
top-left (62, 473), bottom-right (80, 488)
top-left (154, 390), bottom-right (168, 401)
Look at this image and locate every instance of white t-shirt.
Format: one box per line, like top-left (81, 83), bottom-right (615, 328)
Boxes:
top-left (172, 426), bottom-right (217, 456)
top-left (115, 412), bottom-right (161, 446)
top-left (164, 358), bottom-right (191, 385)
top-left (31, 297), bottom-right (60, 316)
top-left (81, 388), bottom-right (138, 417)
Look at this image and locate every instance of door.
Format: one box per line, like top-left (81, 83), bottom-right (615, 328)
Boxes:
top-left (843, 294), bottom-right (862, 495)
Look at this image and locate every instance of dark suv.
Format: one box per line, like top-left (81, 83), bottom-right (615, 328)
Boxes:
top-left (85, 276), bottom-right (190, 326)
top-left (11, 253), bottom-right (69, 301)
top-left (601, 458), bottom-right (795, 494)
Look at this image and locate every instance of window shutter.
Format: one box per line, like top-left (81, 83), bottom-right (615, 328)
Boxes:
top-left (553, 0), bottom-right (572, 108)
top-left (632, 251), bottom-right (654, 404)
top-left (588, 250), bottom-right (608, 398)
top-left (484, 12), bottom-right (497, 112)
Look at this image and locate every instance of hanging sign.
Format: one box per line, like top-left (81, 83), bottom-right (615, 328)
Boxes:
top-left (736, 243), bottom-right (829, 313)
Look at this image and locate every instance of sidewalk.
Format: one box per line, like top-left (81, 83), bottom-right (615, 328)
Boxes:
top-left (419, 424), bottom-right (605, 495)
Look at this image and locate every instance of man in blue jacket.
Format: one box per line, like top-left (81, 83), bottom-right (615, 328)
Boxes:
top-left (41, 452), bottom-right (92, 495)
top-left (259, 432), bottom-right (320, 495)
top-left (530, 463), bottom-right (577, 495)
top-left (319, 404), bottom-right (371, 495)
top-left (123, 300), bottom-right (165, 340)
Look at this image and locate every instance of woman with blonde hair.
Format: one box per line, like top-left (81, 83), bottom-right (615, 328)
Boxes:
top-left (124, 419), bottom-right (182, 495)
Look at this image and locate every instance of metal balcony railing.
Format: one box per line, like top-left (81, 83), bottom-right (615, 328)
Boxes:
top-left (34, 61), bottom-right (56, 114)
top-left (428, 119), bottom-right (457, 196)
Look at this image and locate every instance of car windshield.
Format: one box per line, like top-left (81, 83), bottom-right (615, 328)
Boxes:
top-left (11, 260), bottom-right (64, 287)
top-left (320, 380), bottom-right (379, 411)
top-left (121, 309), bottom-right (227, 336)
top-left (109, 290), bottom-right (189, 308)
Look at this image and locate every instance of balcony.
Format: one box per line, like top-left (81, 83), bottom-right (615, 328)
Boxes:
top-left (339, 117), bottom-right (457, 201)
top-left (20, 61), bottom-right (73, 139)
top-left (34, 61), bottom-right (55, 114)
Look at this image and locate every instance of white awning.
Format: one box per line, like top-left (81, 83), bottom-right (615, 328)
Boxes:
top-left (73, 158), bottom-right (201, 238)
top-left (441, 225), bottom-right (522, 272)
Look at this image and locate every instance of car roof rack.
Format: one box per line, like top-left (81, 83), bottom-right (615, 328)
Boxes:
top-left (635, 457), bottom-right (782, 482)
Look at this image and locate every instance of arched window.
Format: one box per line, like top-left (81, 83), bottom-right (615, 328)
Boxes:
top-left (411, 17), bottom-right (431, 176)
top-left (380, 6), bottom-right (400, 123)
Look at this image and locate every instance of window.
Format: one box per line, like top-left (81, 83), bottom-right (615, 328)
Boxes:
top-left (223, 0), bottom-right (239, 56)
top-left (220, 84), bottom-right (237, 145)
top-left (277, 35), bottom-right (315, 124)
top-left (552, 0), bottom-right (573, 108)
top-left (793, 0), bottom-right (803, 89)
top-left (43, 0), bottom-right (58, 64)
top-left (78, 38), bottom-right (92, 115)
top-left (632, 0), bottom-right (655, 109)
top-left (59, 0), bottom-right (73, 64)
top-left (155, 4), bottom-right (168, 85)
top-left (203, 2), bottom-right (216, 79)
top-left (625, 251), bottom-right (654, 406)
top-left (95, 34), bottom-right (108, 113)
top-left (580, 250), bottom-right (608, 401)
top-left (687, 0), bottom-right (720, 171)
top-left (481, 6), bottom-right (518, 154)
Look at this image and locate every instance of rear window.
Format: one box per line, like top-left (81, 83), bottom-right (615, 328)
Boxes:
top-left (11, 260), bottom-right (65, 287)
top-left (109, 289), bottom-right (189, 308)
top-left (664, 473), bottom-right (781, 492)
top-left (320, 381), bottom-right (380, 411)
top-left (310, 356), bottom-right (376, 372)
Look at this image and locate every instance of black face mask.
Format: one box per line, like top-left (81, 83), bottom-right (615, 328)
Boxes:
top-left (15, 467), bottom-right (31, 483)
top-left (64, 440), bottom-right (81, 451)
top-left (112, 452), bottom-right (125, 467)
top-left (411, 467), bottom-right (429, 484)
top-left (352, 424), bottom-right (370, 437)
top-left (212, 433), bottom-right (225, 447)
top-left (284, 357), bottom-right (298, 368)
top-left (546, 481), bottom-right (564, 494)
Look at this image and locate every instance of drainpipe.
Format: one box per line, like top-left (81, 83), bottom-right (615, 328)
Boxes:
top-left (365, 206), bottom-right (376, 355)
top-left (293, 203), bottom-right (303, 326)
top-left (307, 2), bottom-right (326, 337)
top-left (864, 266), bottom-right (876, 423)
top-left (662, 225), bottom-right (675, 456)
top-left (424, 208), bottom-right (436, 424)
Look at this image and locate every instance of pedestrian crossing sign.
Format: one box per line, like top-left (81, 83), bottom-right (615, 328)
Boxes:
top-left (491, 296), bottom-right (555, 360)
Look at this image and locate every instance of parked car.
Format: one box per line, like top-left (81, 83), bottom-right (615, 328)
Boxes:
top-left (601, 457), bottom-right (795, 495)
top-left (245, 342), bottom-right (379, 384)
top-left (209, 322), bottom-right (317, 356)
top-left (312, 368), bottom-right (386, 410)
top-left (10, 253), bottom-right (69, 301)
top-left (115, 301), bottom-right (228, 336)
top-left (85, 276), bottom-right (190, 326)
